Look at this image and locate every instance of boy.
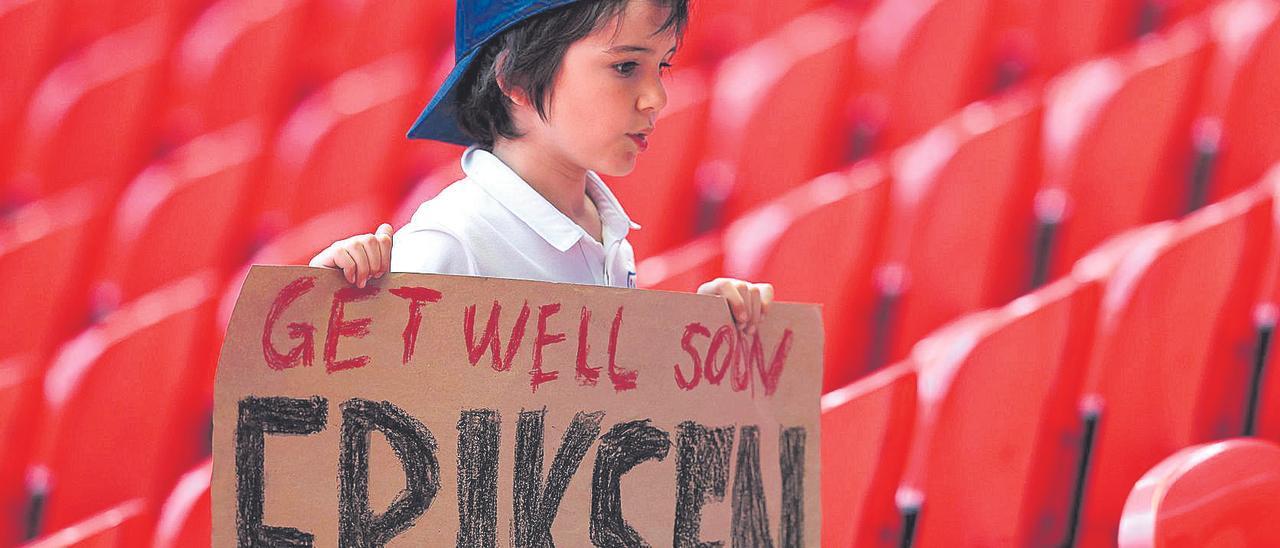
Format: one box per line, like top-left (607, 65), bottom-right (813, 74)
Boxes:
top-left (310, 0), bottom-right (774, 334)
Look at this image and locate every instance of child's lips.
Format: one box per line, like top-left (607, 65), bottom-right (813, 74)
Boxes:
top-left (627, 133), bottom-right (649, 152)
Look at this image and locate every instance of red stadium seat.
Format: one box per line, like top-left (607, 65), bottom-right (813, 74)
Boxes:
top-left (92, 121), bottom-right (263, 314)
top-left (1254, 167), bottom-right (1280, 442)
top-left (1034, 22), bottom-right (1212, 284)
top-left (1194, 0), bottom-right (1280, 206)
top-left (303, 0), bottom-right (452, 87)
top-left (163, 0), bottom-right (310, 142)
top-left (393, 160), bottom-right (464, 229)
top-left (723, 163), bottom-right (888, 391)
top-left (607, 68), bottom-right (710, 260)
top-left (875, 92), bottom-right (1042, 367)
top-left (26, 273), bottom-right (218, 536)
top-left (1, 358), bottom-right (38, 546)
top-left (0, 0), bottom-right (61, 183)
top-left (820, 362), bottom-right (916, 548)
top-left (0, 187), bottom-right (97, 362)
top-left (20, 499), bottom-right (148, 548)
top-left (896, 276), bottom-right (1100, 547)
top-left (698, 4), bottom-right (860, 225)
top-left (152, 459), bottom-right (211, 548)
top-left (1118, 438), bottom-right (1280, 548)
top-left (254, 52), bottom-right (423, 237)
top-left (7, 19), bottom-right (168, 207)
top-left (848, 0), bottom-right (993, 153)
top-left (636, 233), bottom-right (724, 293)
top-left (1071, 185), bottom-right (1273, 548)
top-left (676, 0), bottom-right (838, 66)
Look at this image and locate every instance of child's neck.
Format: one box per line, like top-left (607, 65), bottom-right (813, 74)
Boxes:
top-left (490, 139), bottom-right (594, 221)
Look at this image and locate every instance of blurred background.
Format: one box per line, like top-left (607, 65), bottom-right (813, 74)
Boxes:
top-left (4, 0), bottom-right (1280, 546)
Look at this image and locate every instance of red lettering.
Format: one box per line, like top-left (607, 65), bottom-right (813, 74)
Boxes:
top-left (389, 286), bottom-right (443, 365)
top-left (575, 306), bottom-right (600, 386)
top-left (463, 301), bottom-right (531, 371)
top-left (753, 329), bottom-right (793, 396)
top-left (262, 276), bottom-right (317, 370)
top-left (674, 322), bottom-right (710, 390)
top-left (325, 286), bottom-right (379, 373)
top-left (704, 325), bottom-right (736, 385)
top-left (530, 303), bottom-right (565, 391)
top-left (731, 331), bottom-right (752, 393)
top-left (607, 306), bottom-right (637, 391)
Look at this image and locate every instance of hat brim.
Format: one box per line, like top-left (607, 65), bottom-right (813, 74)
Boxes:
top-left (406, 46), bottom-right (483, 146)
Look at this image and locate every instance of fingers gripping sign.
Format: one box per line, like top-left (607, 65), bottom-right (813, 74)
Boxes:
top-left (696, 278), bottom-right (775, 336)
top-left (310, 223), bottom-right (396, 288)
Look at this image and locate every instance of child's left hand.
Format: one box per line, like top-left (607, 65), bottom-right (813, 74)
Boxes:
top-left (697, 278), bottom-right (775, 335)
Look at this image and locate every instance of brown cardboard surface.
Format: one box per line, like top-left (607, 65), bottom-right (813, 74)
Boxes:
top-left (213, 265), bottom-right (823, 546)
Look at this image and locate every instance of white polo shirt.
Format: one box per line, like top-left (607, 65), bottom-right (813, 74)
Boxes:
top-left (390, 146), bottom-right (640, 288)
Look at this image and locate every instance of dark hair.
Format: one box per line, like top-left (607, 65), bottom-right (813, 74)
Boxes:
top-left (456, 0), bottom-right (689, 148)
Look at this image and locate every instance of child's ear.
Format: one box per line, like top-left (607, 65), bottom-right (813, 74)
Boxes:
top-left (494, 51), bottom-right (530, 107)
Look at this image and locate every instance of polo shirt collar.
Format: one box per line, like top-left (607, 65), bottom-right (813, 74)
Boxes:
top-left (461, 145), bottom-right (640, 253)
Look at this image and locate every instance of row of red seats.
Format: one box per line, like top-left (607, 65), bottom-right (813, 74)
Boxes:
top-left (819, 170), bottom-right (1280, 546)
top-left (640, 0), bottom-right (1280, 391)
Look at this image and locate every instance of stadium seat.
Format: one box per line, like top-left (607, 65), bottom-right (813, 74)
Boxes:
top-left (392, 160), bottom-right (465, 229)
top-left (874, 91), bottom-right (1042, 367)
top-left (676, 0), bottom-right (839, 66)
top-left (606, 68), bottom-right (710, 260)
top-left (723, 163), bottom-right (888, 391)
top-left (7, 18), bottom-right (168, 208)
top-left (1, 358), bottom-right (37, 546)
top-left (302, 0), bottom-right (452, 88)
top-left (20, 499), bottom-right (148, 548)
top-left (1118, 438), bottom-right (1280, 548)
top-left (92, 121), bottom-right (264, 315)
top-left (162, 0), bottom-right (310, 143)
top-left (848, 0), bottom-right (993, 154)
top-left (1070, 185), bottom-right (1273, 548)
top-left (1033, 21), bottom-right (1212, 284)
top-left (26, 273), bottom-right (218, 536)
top-left (0, 187), bottom-right (98, 362)
top-left (152, 458), bottom-right (211, 548)
top-left (820, 362), bottom-right (916, 548)
top-left (636, 233), bottom-right (724, 293)
top-left (895, 276), bottom-right (1100, 547)
top-left (0, 0), bottom-right (61, 183)
top-left (1193, 0), bottom-right (1280, 206)
top-left (1253, 167), bottom-right (1280, 442)
top-left (254, 51), bottom-right (423, 238)
top-left (697, 4), bottom-right (861, 226)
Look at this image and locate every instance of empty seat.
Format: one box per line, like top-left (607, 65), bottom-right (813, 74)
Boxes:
top-left (1034, 21), bottom-right (1212, 283)
top-left (697, 5), bottom-right (860, 225)
top-left (896, 276), bottom-right (1100, 547)
top-left (607, 68), bottom-right (710, 260)
top-left (676, 0), bottom-right (838, 66)
top-left (163, 0), bottom-right (310, 143)
top-left (723, 163), bottom-right (888, 391)
top-left (636, 233), bottom-right (724, 293)
top-left (1119, 438), bottom-right (1280, 548)
top-left (302, 0), bottom-right (452, 87)
top-left (21, 499), bottom-right (148, 548)
top-left (0, 0), bottom-right (61, 182)
top-left (820, 362), bottom-right (916, 548)
top-left (1, 358), bottom-right (37, 546)
top-left (152, 458), bottom-right (211, 548)
top-left (7, 19), bottom-right (168, 207)
top-left (92, 121), bottom-right (263, 314)
top-left (0, 187), bottom-right (98, 362)
top-left (253, 52), bottom-right (423, 237)
top-left (26, 273), bottom-right (218, 535)
top-left (1071, 185), bottom-right (1273, 548)
top-left (875, 92), bottom-right (1042, 368)
top-left (1194, 0), bottom-right (1280, 206)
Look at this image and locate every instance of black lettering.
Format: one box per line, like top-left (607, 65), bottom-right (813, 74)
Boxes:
top-left (779, 427), bottom-right (806, 548)
top-left (338, 398), bottom-right (440, 547)
top-left (673, 422), bottom-right (735, 548)
top-left (590, 420), bottom-right (671, 547)
top-left (731, 426), bottom-right (772, 548)
top-left (457, 410), bottom-right (500, 547)
top-left (235, 396), bottom-right (328, 548)
top-left (514, 409), bottom-right (604, 547)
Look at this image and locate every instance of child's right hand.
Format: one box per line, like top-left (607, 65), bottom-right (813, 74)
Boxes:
top-left (308, 223), bottom-right (394, 288)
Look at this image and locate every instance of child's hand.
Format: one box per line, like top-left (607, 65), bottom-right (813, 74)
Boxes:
top-left (308, 223), bottom-right (394, 288)
top-left (697, 278), bottom-right (775, 335)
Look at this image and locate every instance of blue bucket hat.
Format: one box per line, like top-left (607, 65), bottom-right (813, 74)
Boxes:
top-left (406, 0), bottom-right (583, 145)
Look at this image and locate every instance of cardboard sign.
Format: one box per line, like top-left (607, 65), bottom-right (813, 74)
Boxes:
top-left (213, 265), bottom-right (823, 546)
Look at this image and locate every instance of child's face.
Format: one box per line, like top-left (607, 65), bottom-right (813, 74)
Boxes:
top-left (516, 0), bottom-right (677, 177)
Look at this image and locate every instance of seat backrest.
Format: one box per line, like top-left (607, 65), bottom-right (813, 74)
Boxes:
top-left (702, 5), bottom-right (861, 223)
top-left (820, 362), bottom-right (917, 548)
top-left (1199, 0), bottom-right (1280, 202)
top-left (30, 273), bottom-right (217, 535)
top-left (1119, 438), bottom-right (1280, 548)
top-left (899, 276), bottom-right (1100, 547)
top-left (0, 358), bottom-right (38, 546)
top-left (880, 91), bottom-right (1042, 364)
top-left (20, 499), bottom-right (148, 548)
top-left (724, 163), bottom-right (889, 391)
top-left (0, 0), bottom-right (61, 177)
top-left (303, 0), bottom-right (451, 85)
top-left (1040, 21), bottom-right (1212, 279)
top-left (152, 458), bottom-right (211, 548)
top-left (636, 233), bottom-right (725, 293)
top-left (1074, 185), bottom-right (1273, 548)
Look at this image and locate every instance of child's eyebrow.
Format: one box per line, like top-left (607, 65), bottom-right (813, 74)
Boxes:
top-left (604, 44), bottom-right (678, 55)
